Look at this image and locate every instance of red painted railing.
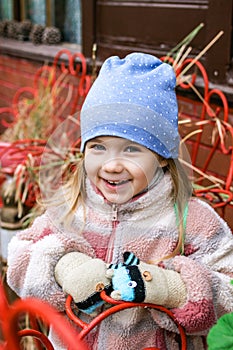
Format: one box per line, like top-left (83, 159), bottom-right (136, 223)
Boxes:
top-left (0, 281), bottom-right (88, 350)
top-left (0, 49), bottom-right (92, 132)
top-left (164, 56), bottom-right (233, 219)
top-left (0, 280), bottom-right (186, 350)
top-left (66, 291), bottom-right (187, 350)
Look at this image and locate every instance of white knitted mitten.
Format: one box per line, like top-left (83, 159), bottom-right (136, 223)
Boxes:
top-left (55, 252), bottom-right (112, 315)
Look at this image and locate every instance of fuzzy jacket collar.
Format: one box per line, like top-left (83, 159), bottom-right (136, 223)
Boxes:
top-left (84, 172), bottom-right (175, 223)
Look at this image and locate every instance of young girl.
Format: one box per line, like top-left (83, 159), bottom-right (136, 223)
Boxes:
top-left (7, 53), bottom-right (233, 350)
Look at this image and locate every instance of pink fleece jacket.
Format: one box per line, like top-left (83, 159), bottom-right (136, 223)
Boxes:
top-left (7, 174), bottom-right (233, 349)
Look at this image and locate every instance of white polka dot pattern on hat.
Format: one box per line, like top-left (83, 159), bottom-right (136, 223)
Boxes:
top-left (80, 53), bottom-right (179, 158)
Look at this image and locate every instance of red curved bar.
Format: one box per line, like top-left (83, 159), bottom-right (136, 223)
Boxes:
top-left (12, 86), bottom-right (36, 116)
top-left (194, 188), bottom-right (233, 208)
top-left (0, 282), bottom-right (89, 350)
top-left (205, 89), bottom-right (229, 123)
top-left (177, 58), bottom-right (209, 97)
top-left (0, 107), bottom-right (16, 128)
top-left (65, 292), bottom-right (187, 349)
top-left (33, 65), bottom-right (57, 89)
top-left (18, 329), bottom-right (54, 350)
top-left (52, 49), bottom-right (91, 115)
top-left (160, 56), bottom-right (175, 65)
top-left (53, 49), bottom-right (74, 74)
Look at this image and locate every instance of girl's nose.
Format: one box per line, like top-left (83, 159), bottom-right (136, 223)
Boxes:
top-left (102, 158), bottom-right (124, 173)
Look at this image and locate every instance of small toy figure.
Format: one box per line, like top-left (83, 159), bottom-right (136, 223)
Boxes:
top-left (107, 252), bottom-right (186, 308)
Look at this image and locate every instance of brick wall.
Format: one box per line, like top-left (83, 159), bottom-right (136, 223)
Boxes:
top-left (0, 54), bottom-right (42, 108)
top-left (0, 52), bottom-right (89, 135)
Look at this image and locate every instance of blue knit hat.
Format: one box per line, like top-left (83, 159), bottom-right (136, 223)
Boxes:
top-left (80, 52), bottom-right (180, 158)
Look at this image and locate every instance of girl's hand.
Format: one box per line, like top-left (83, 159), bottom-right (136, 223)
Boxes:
top-left (55, 252), bottom-right (112, 315)
top-left (107, 252), bottom-right (187, 308)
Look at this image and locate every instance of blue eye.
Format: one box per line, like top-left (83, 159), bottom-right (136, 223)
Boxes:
top-left (92, 144), bottom-right (105, 151)
top-left (128, 281), bottom-right (137, 288)
top-left (125, 146), bottom-right (140, 153)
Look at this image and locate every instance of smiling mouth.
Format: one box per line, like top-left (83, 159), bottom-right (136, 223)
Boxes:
top-left (105, 179), bottom-right (129, 186)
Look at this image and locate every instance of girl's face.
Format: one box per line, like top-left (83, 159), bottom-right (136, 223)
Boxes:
top-left (84, 136), bottom-right (166, 204)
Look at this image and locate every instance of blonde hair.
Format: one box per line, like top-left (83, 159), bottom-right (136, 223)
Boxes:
top-left (161, 158), bottom-right (193, 260)
top-left (61, 156), bottom-right (86, 226)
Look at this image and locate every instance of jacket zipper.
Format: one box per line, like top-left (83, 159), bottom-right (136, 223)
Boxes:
top-left (106, 203), bottom-right (118, 263)
top-left (112, 203), bottom-right (118, 222)
top-left (93, 204), bottom-right (119, 350)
